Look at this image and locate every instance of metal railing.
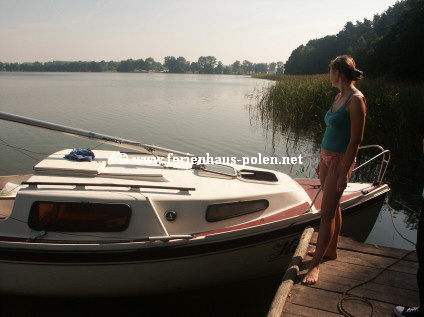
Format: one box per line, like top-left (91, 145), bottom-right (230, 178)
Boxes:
top-left (353, 145), bottom-right (391, 185)
top-left (306, 145), bottom-right (390, 212)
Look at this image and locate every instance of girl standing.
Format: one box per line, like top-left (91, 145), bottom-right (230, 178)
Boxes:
top-left (303, 55), bottom-right (366, 285)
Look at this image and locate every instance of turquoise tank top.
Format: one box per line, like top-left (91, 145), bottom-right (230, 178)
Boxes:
top-left (321, 92), bottom-right (355, 153)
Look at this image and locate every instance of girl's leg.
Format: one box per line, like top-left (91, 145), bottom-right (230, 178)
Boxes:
top-left (309, 160), bottom-right (355, 258)
top-left (325, 205), bottom-right (342, 259)
top-left (326, 161), bottom-right (355, 256)
top-left (303, 162), bottom-right (343, 285)
top-left (308, 205), bottom-right (341, 259)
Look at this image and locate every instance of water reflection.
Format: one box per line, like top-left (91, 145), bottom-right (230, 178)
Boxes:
top-left (0, 73), bottom-right (421, 249)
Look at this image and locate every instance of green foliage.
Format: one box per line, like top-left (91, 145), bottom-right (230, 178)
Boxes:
top-left (254, 63), bottom-right (269, 74)
top-left (144, 57), bottom-right (162, 72)
top-left (285, 36), bottom-right (338, 75)
top-left (372, 0), bottom-right (424, 81)
top-left (242, 60), bottom-right (254, 74)
top-left (284, 0), bottom-right (424, 81)
top-left (232, 61), bottom-right (242, 74)
top-left (356, 79), bottom-right (424, 156)
top-left (164, 56), bottom-right (190, 73)
top-left (197, 56), bottom-right (217, 74)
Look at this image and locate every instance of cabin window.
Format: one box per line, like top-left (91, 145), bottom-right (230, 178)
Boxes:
top-left (28, 201), bottom-right (131, 232)
top-left (239, 169), bottom-right (278, 182)
top-left (206, 199), bottom-right (269, 222)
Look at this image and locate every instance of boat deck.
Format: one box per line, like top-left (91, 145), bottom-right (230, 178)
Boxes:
top-left (269, 231), bottom-right (419, 316)
top-left (295, 178), bottom-right (378, 211)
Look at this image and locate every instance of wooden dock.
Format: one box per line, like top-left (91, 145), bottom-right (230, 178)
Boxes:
top-left (268, 228), bottom-right (419, 317)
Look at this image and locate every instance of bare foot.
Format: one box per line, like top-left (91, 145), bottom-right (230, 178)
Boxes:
top-left (302, 266), bottom-right (319, 285)
top-left (307, 247), bottom-right (337, 260)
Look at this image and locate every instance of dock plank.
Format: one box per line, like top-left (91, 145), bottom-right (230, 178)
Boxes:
top-left (307, 248), bottom-right (419, 274)
top-left (272, 233), bottom-right (420, 317)
top-left (284, 302), bottom-right (341, 317)
top-left (311, 232), bottom-right (417, 261)
top-left (299, 272), bottom-right (419, 306)
top-left (303, 260), bottom-right (419, 291)
top-left (287, 286), bottom-right (396, 316)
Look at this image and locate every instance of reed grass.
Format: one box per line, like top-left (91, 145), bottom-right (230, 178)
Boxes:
top-left (250, 75), bottom-right (424, 159)
top-left (249, 75), bottom-right (424, 226)
top-left (249, 75), bottom-right (333, 145)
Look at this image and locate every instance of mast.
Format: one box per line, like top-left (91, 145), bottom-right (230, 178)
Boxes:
top-left (0, 111), bottom-right (195, 157)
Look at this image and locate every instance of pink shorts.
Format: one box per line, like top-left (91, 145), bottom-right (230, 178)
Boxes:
top-left (320, 150), bottom-right (344, 168)
top-left (320, 150), bottom-right (356, 170)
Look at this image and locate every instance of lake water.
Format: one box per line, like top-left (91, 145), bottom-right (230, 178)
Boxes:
top-left (0, 72), bottom-right (417, 251)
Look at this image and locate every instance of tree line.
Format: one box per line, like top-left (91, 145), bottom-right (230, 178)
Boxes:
top-left (284, 0), bottom-right (423, 81)
top-left (0, 56), bottom-right (284, 75)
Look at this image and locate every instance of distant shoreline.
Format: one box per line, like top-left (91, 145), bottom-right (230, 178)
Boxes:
top-left (0, 70), bottom-right (261, 77)
top-left (0, 58), bottom-right (284, 76)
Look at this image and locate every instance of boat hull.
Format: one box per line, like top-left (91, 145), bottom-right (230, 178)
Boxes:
top-left (0, 193), bottom-right (386, 297)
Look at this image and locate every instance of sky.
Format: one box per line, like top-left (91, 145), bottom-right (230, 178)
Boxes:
top-left (0, 0), bottom-right (400, 65)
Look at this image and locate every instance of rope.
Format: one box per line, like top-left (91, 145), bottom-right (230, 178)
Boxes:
top-left (0, 135), bottom-right (170, 176)
top-left (337, 249), bottom-right (416, 317)
top-left (0, 136), bottom-right (51, 155)
top-left (0, 137), bottom-right (107, 176)
top-left (91, 141), bottom-right (107, 150)
top-left (144, 146), bottom-right (171, 169)
top-left (0, 166), bottom-right (14, 175)
top-left (337, 201), bottom-right (418, 316)
top-left (0, 183), bottom-right (23, 196)
top-left (0, 138), bottom-right (44, 161)
top-left (387, 202), bottom-right (417, 247)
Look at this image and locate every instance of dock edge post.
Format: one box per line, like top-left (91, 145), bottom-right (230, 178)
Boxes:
top-left (267, 227), bottom-right (315, 317)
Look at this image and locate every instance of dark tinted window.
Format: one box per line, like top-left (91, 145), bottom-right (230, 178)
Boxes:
top-left (239, 169), bottom-right (278, 182)
top-left (206, 199), bottom-right (269, 222)
top-left (29, 201), bottom-right (131, 232)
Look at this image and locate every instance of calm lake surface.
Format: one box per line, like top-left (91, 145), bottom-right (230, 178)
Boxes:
top-left (0, 72), bottom-right (416, 251)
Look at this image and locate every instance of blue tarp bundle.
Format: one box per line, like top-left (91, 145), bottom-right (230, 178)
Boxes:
top-left (64, 148), bottom-right (95, 162)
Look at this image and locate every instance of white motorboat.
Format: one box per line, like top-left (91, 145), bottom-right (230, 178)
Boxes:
top-left (0, 112), bottom-right (390, 297)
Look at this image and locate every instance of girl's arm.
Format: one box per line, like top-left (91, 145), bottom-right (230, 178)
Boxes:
top-left (337, 95), bottom-right (366, 192)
